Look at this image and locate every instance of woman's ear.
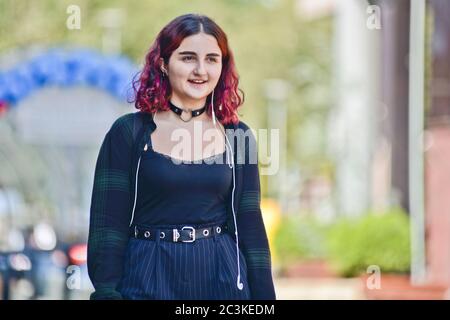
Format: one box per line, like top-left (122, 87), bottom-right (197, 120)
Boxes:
top-left (159, 58), bottom-right (168, 75)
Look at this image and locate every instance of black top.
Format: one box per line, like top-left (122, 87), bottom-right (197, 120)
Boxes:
top-left (134, 142), bottom-right (232, 227)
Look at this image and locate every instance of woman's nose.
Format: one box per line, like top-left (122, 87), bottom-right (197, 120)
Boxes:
top-left (194, 62), bottom-right (207, 75)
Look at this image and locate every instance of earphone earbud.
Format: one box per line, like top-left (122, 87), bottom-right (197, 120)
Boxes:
top-left (237, 275), bottom-right (244, 290)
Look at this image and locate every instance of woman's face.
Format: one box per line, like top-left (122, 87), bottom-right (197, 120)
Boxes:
top-left (161, 32), bottom-right (223, 109)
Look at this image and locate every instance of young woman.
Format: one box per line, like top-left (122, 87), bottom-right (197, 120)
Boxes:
top-left (87, 13), bottom-right (276, 300)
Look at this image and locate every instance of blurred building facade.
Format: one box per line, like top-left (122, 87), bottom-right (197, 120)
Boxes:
top-left (328, 0), bottom-right (450, 293)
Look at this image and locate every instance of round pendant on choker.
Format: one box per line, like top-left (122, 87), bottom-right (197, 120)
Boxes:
top-left (168, 100), bottom-right (207, 122)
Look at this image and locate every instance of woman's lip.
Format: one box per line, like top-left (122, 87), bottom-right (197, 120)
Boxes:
top-left (188, 80), bottom-right (207, 87)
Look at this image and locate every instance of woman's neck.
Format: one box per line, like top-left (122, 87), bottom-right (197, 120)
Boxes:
top-left (156, 108), bottom-right (211, 127)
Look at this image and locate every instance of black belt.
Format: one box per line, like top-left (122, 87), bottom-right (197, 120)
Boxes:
top-left (131, 223), bottom-right (228, 243)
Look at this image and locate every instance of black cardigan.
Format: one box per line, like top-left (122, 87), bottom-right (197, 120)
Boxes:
top-left (87, 111), bottom-right (276, 300)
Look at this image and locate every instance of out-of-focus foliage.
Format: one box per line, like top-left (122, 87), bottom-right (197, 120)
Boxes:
top-left (0, 0), bottom-right (333, 168)
top-left (273, 214), bottom-right (329, 267)
top-left (274, 207), bottom-right (411, 277)
top-left (326, 207), bottom-right (411, 277)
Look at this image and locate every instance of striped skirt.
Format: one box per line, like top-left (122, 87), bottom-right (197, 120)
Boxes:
top-left (117, 226), bottom-right (251, 300)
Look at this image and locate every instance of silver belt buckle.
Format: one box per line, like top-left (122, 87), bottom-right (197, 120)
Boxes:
top-left (173, 229), bottom-right (180, 242)
top-left (181, 226), bottom-right (196, 242)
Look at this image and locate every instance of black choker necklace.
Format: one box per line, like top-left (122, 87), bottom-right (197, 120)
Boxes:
top-left (168, 100), bottom-right (207, 122)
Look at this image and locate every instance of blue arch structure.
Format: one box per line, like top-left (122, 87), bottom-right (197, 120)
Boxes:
top-left (0, 47), bottom-right (139, 115)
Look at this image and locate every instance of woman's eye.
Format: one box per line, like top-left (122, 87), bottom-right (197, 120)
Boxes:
top-left (182, 56), bottom-right (218, 63)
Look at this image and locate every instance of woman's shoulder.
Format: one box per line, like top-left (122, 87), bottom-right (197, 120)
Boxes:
top-left (109, 111), bottom-right (152, 138)
top-left (105, 111), bottom-right (143, 148)
top-left (236, 120), bottom-right (250, 131)
top-left (234, 120), bottom-right (257, 142)
top-left (231, 120), bottom-right (258, 160)
top-left (109, 112), bottom-right (138, 132)
top-left (106, 111), bottom-right (157, 152)
top-left (231, 119), bottom-right (254, 135)
top-left (111, 110), bottom-right (154, 130)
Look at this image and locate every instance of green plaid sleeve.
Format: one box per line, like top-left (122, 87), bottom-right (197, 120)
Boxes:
top-left (236, 122), bottom-right (276, 300)
top-left (87, 114), bottom-right (134, 300)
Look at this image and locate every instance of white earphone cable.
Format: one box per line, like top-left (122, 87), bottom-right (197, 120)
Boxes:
top-left (129, 153), bottom-right (142, 227)
top-left (211, 90), bottom-right (244, 291)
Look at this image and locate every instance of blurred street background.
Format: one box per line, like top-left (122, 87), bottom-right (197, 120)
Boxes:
top-left (1, 0), bottom-right (450, 300)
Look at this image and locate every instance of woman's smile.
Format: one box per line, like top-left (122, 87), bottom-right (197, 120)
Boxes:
top-left (188, 79), bottom-right (208, 89)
